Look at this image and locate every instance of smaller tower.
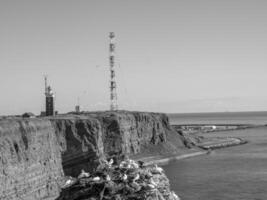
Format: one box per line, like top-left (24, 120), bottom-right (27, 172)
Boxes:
top-left (44, 76), bottom-right (55, 116)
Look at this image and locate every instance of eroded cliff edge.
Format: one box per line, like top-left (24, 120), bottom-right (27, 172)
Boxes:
top-left (0, 119), bottom-right (63, 200)
top-left (0, 111), bottom-right (186, 199)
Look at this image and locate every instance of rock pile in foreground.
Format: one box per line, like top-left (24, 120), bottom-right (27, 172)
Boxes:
top-left (57, 159), bottom-right (180, 200)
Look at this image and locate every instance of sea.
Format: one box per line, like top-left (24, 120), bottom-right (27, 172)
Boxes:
top-left (168, 111), bottom-right (267, 125)
top-left (165, 111), bottom-right (267, 200)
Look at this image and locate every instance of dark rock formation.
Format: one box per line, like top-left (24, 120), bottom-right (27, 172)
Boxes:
top-left (0, 111), bottom-right (185, 199)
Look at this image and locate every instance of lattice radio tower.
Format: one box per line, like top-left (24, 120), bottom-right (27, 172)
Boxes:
top-left (109, 32), bottom-right (118, 111)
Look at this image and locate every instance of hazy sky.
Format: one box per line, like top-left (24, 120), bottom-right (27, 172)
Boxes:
top-left (1, 0), bottom-right (267, 115)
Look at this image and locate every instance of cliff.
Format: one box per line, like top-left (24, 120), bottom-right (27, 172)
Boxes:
top-left (0, 119), bottom-right (63, 200)
top-left (50, 115), bottom-right (105, 177)
top-left (53, 111), bottom-right (185, 177)
top-left (0, 111), bottom-right (185, 199)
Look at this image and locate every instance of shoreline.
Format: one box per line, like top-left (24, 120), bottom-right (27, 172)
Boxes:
top-left (142, 151), bottom-right (208, 166)
top-left (147, 124), bottom-right (251, 166)
top-left (141, 137), bottom-right (248, 166)
top-left (141, 137), bottom-right (248, 167)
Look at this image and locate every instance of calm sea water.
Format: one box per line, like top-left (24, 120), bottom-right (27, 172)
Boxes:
top-left (164, 112), bottom-right (267, 200)
top-left (168, 111), bottom-right (267, 125)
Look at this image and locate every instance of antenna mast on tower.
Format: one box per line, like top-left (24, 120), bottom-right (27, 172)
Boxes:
top-left (109, 32), bottom-right (118, 111)
top-left (44, 75), bottom-right (48, 95)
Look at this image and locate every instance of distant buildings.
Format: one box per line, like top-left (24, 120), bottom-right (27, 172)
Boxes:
top-left (75, 105), bottom-right (80, 113)
top-left (22, 112), bottom-right (35, 118)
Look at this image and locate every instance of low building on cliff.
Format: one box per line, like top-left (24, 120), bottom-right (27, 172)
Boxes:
top-left (22, 112), bottom-right (35, 118)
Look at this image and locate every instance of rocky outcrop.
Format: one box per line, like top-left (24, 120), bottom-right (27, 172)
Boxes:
top-left (54, 111), bottom-right (185, 177)
top-left (91, 111), bottom-right (183, 156)
top-left (0, 111), bottom-right (185, 199)
top-left (0, 119), bottom-right (63, 200)
top-left (56, 159), bottom-right (180, 200)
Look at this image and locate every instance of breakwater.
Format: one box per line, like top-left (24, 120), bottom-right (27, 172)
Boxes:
top-left (199, 137), bottom-right (247, 150)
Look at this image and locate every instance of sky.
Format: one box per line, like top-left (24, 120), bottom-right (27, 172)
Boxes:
top-left (0, 0), bottom-right (267, 115)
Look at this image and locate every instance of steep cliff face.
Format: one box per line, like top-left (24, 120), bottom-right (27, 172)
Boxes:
top-left (55, 112), bottom-right (185, 177)
top-left (0, 111), bottom-right (185, 199)
top-left (93, 112), bottom-right (184, 158)
top-left (0, 119), bottom-right (63, 200)
top-left (51, 116), bottom-right (105, 177)
top-left (99, 112), bottom-right (168, 156)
